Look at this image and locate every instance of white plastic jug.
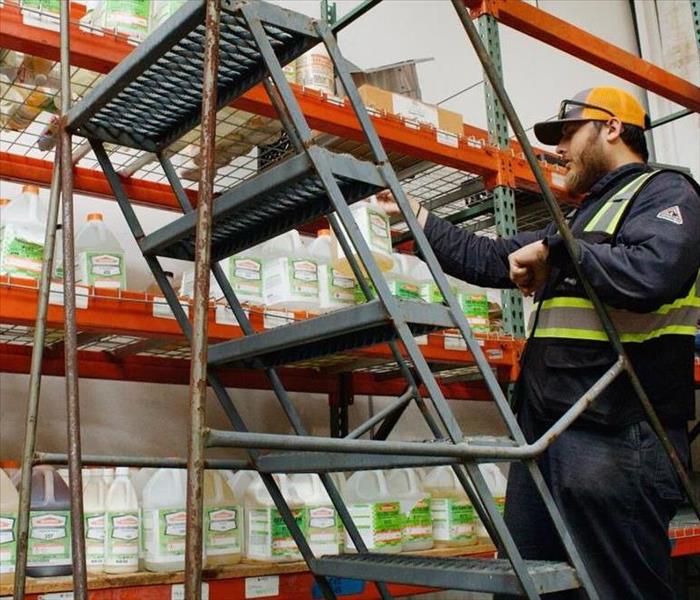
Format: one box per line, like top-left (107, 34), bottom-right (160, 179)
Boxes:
top-left (261, 230), bottom-right (320, 311)
top-left (104, 467), bottom-right (140, 573)
top-left (130, 467), bottom-right (156, 569)
top-left (102, 467), bottom-right (115, 488)
top-left (0, 184), bottom-right (48, 279)
top-left (423, 466), bottom-right (477, 547)
top-left (296, 45), bottom-right (335, 95)
top-left (386, 468), bottom-right (433, 551)
top-left (142, 468), bottom-right (187, 572)
top-left (344, 470), bottom-right (402, 553)
top-left (407, 256), bottom-right (442, 304)
top-left (82, 468), bottom-right (106, 573)
top-left (204, 470), bottom-right (243, 567)
top-left (291, 474), bottom-right (340, 556)
top-left (220, 243), bottom-right (266, 307)
top-left (331, 196), bottom-right (394, 276)
top-left (91, 0), bottom-right (150, 42)
top-left (0, 468), bottom-right (19, 581)
top-left (150, 0), bottom-right (185, 29)
top-left (19, 466), bottom-right (73, 577)
top-left (75, 213), bottom-right (127, 289)
top-left (224, 470), bottom-right (259, 558)
top-left (245, 473), bottom-right (305, 562)
top-left (475, 464), bottom-right (507, 539)
top-left (453, 279), bottom-right (490, 334)
top-left (307, 229), bottom-right (357, 312)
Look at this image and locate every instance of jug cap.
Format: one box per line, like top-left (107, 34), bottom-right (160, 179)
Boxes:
top-left (317, 229), bottom-right (330, 237)
top-left (0, 198), bottom-right (10, 206)
top-left (87, 212), bottom-right (104, 222)
top-left (22, 184), bottom-right (39, 195)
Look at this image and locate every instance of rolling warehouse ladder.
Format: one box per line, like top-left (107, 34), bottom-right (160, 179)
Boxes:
top-left (15, 0), bottom-right (698, 599)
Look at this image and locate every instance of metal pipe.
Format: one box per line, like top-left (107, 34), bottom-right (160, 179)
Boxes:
top-left (34, 453), bottom-right (251, 470)
top-left (452, 0), bottom-right (700, 522)
top-left (649, 108), bottom-right (693, 129)
top-left (59, 3), bottom-right (88, 597)
top-left (208, 356), bottom-right (623, 459)
top-left (12, 146), bottom-right (62, 600)
top-left (184, 0), bottom-right (220, 596)
top-left (345, 389), bottom-right (413, 440)
top-left (331, 0), bottom-right (382, 33)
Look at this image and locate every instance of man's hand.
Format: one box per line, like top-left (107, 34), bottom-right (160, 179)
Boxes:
top-left (375, 190), bottom-right (427, 227)
top-left (508, 241), bottom-right (550, 296)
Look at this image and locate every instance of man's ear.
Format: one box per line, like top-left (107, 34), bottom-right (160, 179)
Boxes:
top-left (604, 117), bottom-right (624, 142)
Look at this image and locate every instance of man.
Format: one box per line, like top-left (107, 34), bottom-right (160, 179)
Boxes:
top-left (379, 86), bottom-right (700, 599)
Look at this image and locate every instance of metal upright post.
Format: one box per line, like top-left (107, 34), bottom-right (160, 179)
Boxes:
top-left (184, 0), bottom-right (220, 597)
top-left (12, 150), bottom-right (62, 600)
top-left (58, 2), bottom-right (88, 597)
top-left (478, 12), bottom-right (525, 337)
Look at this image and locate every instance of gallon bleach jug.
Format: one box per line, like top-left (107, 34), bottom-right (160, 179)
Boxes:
top-left (423, 466), bottom-right (477, 547)
top-left (245, 474), bottom-right (305, 562)
top-left (475, 464), bottom-right (507, 540)
top-left (0, 185), bottom-right (48, 279)
top-left (0, 468), bottom-right (19, 581)
top-left (19, 466), bottom-right (72, 577)
top-left (75, 213), bottom-right (126, 289)
top-left (82, 468), bottom-right (106, 573)
top-left (291, 474), bottom-right (340, 556)
top-left (104, 467), bottom-right (140, 573)
top-left (344, 470), bottom-right (402, 553)
top-left (203, 470), bottom-right (243, 567)
top-left (221, 243), bottom-right (266, 307)
top-left (224, 470), bottom-right (259, 557)
top-left (331, 195), bottom-right (394, 276)
top-left (386, 468), bottom-right (433, 551)
top-left (262, 230), bottom-right (319, 311)
top-left (307, 229), bottom-right (356, 312)
top-left (142, 468), bottom-right (187, 572)
top-left (130, 467), bottom-right (156, 569)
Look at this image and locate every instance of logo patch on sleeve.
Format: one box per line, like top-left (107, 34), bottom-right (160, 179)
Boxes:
top-left (656, 205), bottom-right (683, 225)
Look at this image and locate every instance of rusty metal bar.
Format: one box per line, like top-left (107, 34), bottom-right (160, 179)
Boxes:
top-left (452, 0), bottom-right (700, 521)
top-left (184, 0), bottom-right (221, 597)
top-left (59, 2), bottom-right (87, 596)
top-left (12, 150), bottom-right (62, 600)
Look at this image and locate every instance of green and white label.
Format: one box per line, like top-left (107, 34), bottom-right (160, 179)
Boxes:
top-left (144, 508), bottom-right (186, 560)
top-left (247, 507), bottom-right (304, 560)
top-left (0, 513), bottom-right (17, 573)
top-left (431, 498), bottom-right (476, 544)
top-left (264, 257), bottom-right (319, 305)
top-left (367, 208), bottom-right (392, 253)
top-left (458, 292), bottom-right (490, 334)
top-left (306, 505), bottom-right (340, 555)
top-left (388, 279), bottom-right (422, 301)
top-left (320, 265), bottom-right (356, 306)
top-left (401, 497), bottom-right (432, 544)
top-left (105, 511), bottom-right (139, 568)
top-left (84, 512), bottom-right (105, 567)
top-left (229, 257), bottom-right (263, 302)
top-left (27, 511), bottom-right (71, 567)
top-left (421, 282), bottom-right (444, 304)
top-left (346, 502), bottom-right (402, 551)
top-left (77, 251), bottom-right (126, 289)
top-left (0, 228), bottom-right (44, 279)
top-left (205, 505), bottom-right (241, 556)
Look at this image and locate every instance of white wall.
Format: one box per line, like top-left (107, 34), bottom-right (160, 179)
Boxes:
top-left (1, 1), bottom-right (698, 464)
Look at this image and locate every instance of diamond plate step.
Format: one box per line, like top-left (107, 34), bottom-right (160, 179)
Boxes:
top-left (311, 554), bottom-right (580, 596)
top-left (140, 149), bottom-right (384, 262)
top-left (208, 300), bottom-right (455, 369)
top-left (66, 0), bottom-right (320, 151)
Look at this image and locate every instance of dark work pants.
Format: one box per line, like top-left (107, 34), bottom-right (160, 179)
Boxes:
top-left (495, 407), bottom-right (688, 600)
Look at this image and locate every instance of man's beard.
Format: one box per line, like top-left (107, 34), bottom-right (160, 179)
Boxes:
top-left (565, 138), bottom-right (610, 196)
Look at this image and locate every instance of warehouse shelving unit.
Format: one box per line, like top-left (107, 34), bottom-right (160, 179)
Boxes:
top-left (2, 0), bottom-right (699, 599)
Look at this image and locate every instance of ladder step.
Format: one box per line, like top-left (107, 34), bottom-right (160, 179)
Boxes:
top-left (310, 554), bottom-right (580, 596)
top-left (208, 300), bottom-right (455, 368)
top-left (140, 149), bottom-right (384, 262)
top-left (66, 0), bottom-right (320, 151)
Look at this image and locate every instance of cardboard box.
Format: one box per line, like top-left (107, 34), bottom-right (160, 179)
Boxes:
top-left (358, 84), bottom-right (463, 137)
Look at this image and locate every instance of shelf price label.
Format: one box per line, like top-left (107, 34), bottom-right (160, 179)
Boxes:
top-left (49, 283), bottom-right (89, 309)
top-left (171, 583), bottom-right (209, 600)
top-left (152, 296), bottom-right (189, 320)
top-left (245, 575), bottom-right (280, 598)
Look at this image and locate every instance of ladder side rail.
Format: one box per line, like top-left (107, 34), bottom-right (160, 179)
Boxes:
top-left (13, 145), bottom-right (63, 600)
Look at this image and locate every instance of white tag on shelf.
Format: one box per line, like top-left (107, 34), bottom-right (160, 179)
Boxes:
top-left (152, 296), bottom-right (189, 320)
top-left (263, 309), bottom-right (294, 329)
top-left (215, 304), bottom-right (250, 326)
top-left (39, 594), bottom-right (75, 600)
top-left (49, 283), bottom-right (89, 309)
top-left (171, 583), bottom-right (209, 600)
top-left (437, 130), bottom-right (459, 148)
top-left (245, 575), bottom-right (280, 598)
top-left (415, 334), bottom-right (429, 346)
top-left (444, 333), bottom-right (467, 350)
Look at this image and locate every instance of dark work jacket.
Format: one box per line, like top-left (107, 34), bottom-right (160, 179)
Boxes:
top-left (423, 163), bottom-right (700, 428)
